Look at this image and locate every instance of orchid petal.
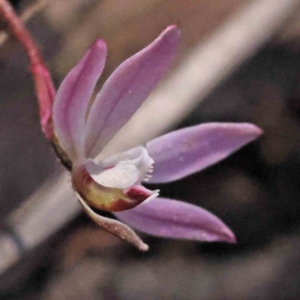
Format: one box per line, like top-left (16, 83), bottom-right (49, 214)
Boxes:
top-left (115, 197), bottom-right (236, 243)
top-left (86, 159), bottom-right (139, 189)
top-left (53, 40), bottom-right (107, 160)
top-left (85, 25), bottom-right (181, 158)
top-left (100, 146), bottom-right (144, 167)
top-left (147, 123), bottom-right (263, 183)
top-left (86, 147), bottom-right (153, 188)
top-left (77, 194), bottom-right (148, 251)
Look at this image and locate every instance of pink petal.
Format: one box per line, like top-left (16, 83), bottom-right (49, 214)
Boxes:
top-left (115, 197), bottom-right (236, 243)
top-left (53, 40), bottom-right (107, 160)
top-left (147, 123), bottom-right (263, 183)
top-left (85, 25), bottom-right (181, 158)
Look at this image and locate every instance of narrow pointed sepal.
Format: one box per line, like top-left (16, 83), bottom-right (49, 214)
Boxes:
top-left (85, 25), bottom-right (181, 157)
top-left (77, 194), bottom-right (149, 251)
top-left (53, 39), bottom-right (107, 160)
top-left (147, 123), bottom-right (263, 183)
top-left (115, 197), bottom-right (236, 243)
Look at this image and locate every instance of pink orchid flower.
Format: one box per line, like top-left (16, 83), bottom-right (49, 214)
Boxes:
top-left (52, 26), bottom-right (262, 251)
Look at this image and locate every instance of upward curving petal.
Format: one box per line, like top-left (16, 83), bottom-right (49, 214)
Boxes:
top-left (86, 159), bottom-right (140, 189)
top-left (53, 40), bottom-right (107, 161)
top-left (146, 123), bottom-right (263, 183)
top-left (85, 25), bottom-right (181, 158)
top-left (86, 146), bottom-right (154, 189)
top-left (115, 197), bottom-right (236, 243)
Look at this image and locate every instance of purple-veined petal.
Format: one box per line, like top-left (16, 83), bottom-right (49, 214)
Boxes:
top-left (77, 194), bottom-right (149, 251)
top-left (84, 25), bottom-right (181, 158)
top-left (53, 40), bottom-right (107, 161)
top-left (146, 123), bottom-right (263, 183)
top-left (115, 197), bottom-right (236, 243)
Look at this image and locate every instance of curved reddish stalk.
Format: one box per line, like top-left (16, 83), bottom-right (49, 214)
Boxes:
top-left (0, 0), bottom-right (55, 139)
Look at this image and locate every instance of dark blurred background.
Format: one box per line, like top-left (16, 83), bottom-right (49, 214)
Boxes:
top-left (2, 0), bottom-right (300, 299)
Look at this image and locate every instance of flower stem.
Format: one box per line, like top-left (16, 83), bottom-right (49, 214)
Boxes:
top-left (0, 0), bottom-right (55, 139)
